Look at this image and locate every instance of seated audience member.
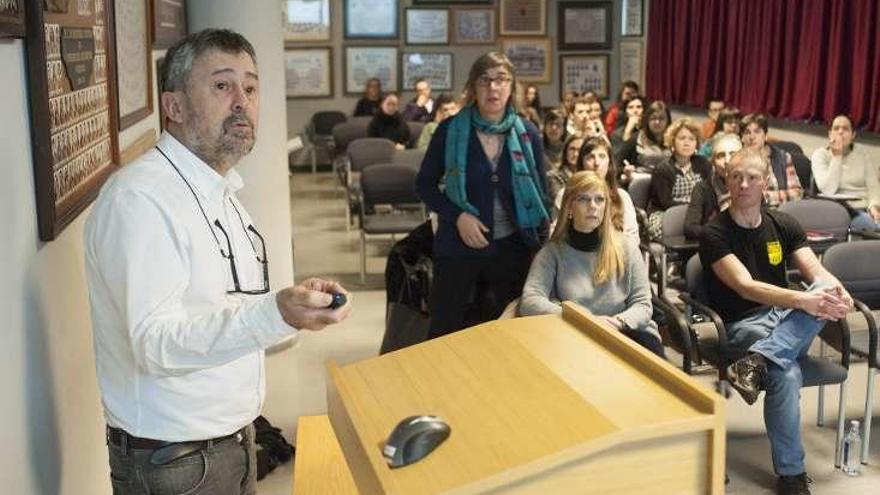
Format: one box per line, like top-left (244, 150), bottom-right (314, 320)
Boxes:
top-left (523, 84), bottom-right (543, 118)
top-left (811, 114), bottom-right (880, 232)
top-left (588, 98), bottom-right (606, 136)
top-left (605, 80), bottom-right (640, 134)
top-left (546, 134), bottom-right (585, 205)
top-left (417, 93), bottom-right (460, 150)
top-left (646, 118), bottom-right (711, 239)
top-left (354, 77), bottom-right (382, 116)
top-left (740, 113), bottom-right (803, 207)
top-left (566, 95), bottom-right (605, 139)
top-left (367, 92), bottom-right (411, 150)
top-left (616, 100), bottom-right (672, 174)
top-left (560, 90), bottom-right (578, 118)
top-left (610, 95), bottom-right (645, 149)
top-left (415, 51), bottom-right (549, 339)
top-left (542, 109), bottom-right (566, 170)
top-left (402, 78), bottom-right (434, 123)
top-left (555, 138), bottom-right (639, 242)
top-left (520, 171), bottom-right (664, 356)
top-left (699, 106), bottom-right (741, 157)
top-left (699, 148), bottom-right (853, 495)
top-left (701, 97), bottom-right (725, 139)
top-left (684, 134), bottom-right (742, 240)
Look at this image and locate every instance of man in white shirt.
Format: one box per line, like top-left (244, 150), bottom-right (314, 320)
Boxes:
top-left (84, 29), bottom-right (350, 494)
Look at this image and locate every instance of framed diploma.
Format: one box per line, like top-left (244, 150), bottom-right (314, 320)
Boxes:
top-left (405, 8), bottom-right (449, 45)
top-left (619, 40), bottom-right (644, 89)
top-left (115, 0), bottom-right (152, 130)
top-left (621, 0), bottom-right (644, 37)
top-left (285, 47), bottom-right (333, 98)
top-left (557, 1), bottom-right (612, 50)
top-left (344, 0), bottom-right (398, 39)
top-left (0, 0), bottom-right (25, 37)
top-left (401, 52), bottom-right (453, 91)
top-left (344, 46), bottom-right (398, 94)
top-left (559, 54), bottom-right (608, 99)
top-left (501, 37), bottom-right (551, 83)
top-left (25, 0), bottom-right (121, 240)
top-left (452, 7), bottom-right (495, 45)
top-left (152, 0), bottom-right (187, 48)
top-left (283, 0), bottom-right (331, 42)
top-left (499, 0), bottom-right (546, 36)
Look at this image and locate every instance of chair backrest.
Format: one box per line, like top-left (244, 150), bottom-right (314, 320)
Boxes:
top-left (311, 111), bottom-right (347, 136)
top-left (777, 198), bottom-right (851, 240)
top-left (391, 148), bottom-right (426, 171)
top-left (661, 204), bottom-right (689, 240)
top-left (773, 140), bottom-right (804, 157)
top-left (407, 122), bottom-right (425, 149)
top-left (685, 254), bottom-right (710, 304)
top-left (628, 173), bottom-right (652, 210)
top-left (823, 240), bottom-right (880, 308)
top-left (361, 163), bottom-right (421, 208)
top-left (332, 121), bottom-right (369, 154)
top-left (349, 115), bottom-right (374, 127)
top-left (348, 138), bottom-right (396, 172)
top-left (790, 152), bottom-right (812, 195)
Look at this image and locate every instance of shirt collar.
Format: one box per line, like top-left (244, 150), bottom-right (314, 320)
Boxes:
top-left (155, 132), bottom-right (245, 203)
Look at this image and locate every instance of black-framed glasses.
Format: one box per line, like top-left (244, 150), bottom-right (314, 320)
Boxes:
top-left (213, 219), bottom-right (269, 295)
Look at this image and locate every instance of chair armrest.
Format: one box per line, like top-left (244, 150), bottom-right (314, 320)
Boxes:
top-left (851, 228), bottom-right (880, 240)
top-left (853, 298), bottom-right (878, 369)
top-left (677, 293), bottom-right (732, 376)
top-left (654, 294), bottom-right (696, 374)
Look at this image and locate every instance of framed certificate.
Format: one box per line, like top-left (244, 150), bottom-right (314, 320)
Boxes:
top-left (283, 0), bottom-right (331, 42)
top-left (559, 54), bottom-right (609, 99)
top-left (621, 0), bottom-right (644, 37)
top-left (286, 47), bottom-right (333, 98)
top-left (152, 0), bottom-right (187, 48)
top-left (402, 52), bottom-right (453, 91)
top-left (557, 1), bottom-right (612, 50)
top-left (405, 8), bottom-right (449, 45)
top-left (344, 0), bottom-right (398, 39)
top-left (115, 0), bottom-right (152, 130)
top-left (453, 7), bottom-right (495, 45)
top-left (501, 37), bottom-right (551, 83)
top-left (345, 46), bottom-right (398, 94)
top-left (619, 40), bottom-right (644, 89)
top-left (0, 0), bottom-right (25, 37)
top-left (499, 0), bottom-right (546, 36)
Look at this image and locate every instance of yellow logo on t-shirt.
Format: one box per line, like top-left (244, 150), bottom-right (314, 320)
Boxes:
top-left (767, 240), bottom-right (783, 265)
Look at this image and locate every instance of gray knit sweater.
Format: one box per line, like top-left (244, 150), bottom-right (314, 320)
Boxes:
top-left (519, 238), bottom-right (658, 337)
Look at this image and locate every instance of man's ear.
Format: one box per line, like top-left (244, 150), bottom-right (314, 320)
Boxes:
top-left (161, 91), bottom-right (185, 124)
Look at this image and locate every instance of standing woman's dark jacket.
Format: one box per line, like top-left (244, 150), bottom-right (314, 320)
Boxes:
top-left (415, 118), bottom-right (549, 258)
top-left (367, 111), bottom-right (411, 148)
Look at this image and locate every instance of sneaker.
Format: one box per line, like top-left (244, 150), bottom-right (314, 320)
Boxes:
top-left (726, 353), bottom-right (767, 405)
top-left (777, 473), bottom-right (812, 495)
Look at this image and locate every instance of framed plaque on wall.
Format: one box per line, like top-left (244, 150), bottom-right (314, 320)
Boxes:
top-left (116, 0), bottom-right (152, 130)
top-left (0, 0), bottom-right (25, 37)
top-left (558, 1), bottom-right (612, 50)
top-left (501, 37), bottom-right (551, 83)
top-left (499, 0), bottom-right (546, 36)
top-left (285, 47), bottom-right (333, 98)
top-left (24, 0), bottom-right (121, 240)
top-left (559, 54), bottom-right (608, 99)
top-left (344, 46), bottom-right (398, 94)
top-left (283, 0), bottom-right (331, 42)
top-left (152, 0), bottom-right (187, 48)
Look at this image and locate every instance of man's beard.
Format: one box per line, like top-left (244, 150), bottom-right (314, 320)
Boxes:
top-left (185, 112), bottom-right (256, 169)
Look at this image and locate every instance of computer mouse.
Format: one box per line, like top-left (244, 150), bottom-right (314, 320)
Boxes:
top-left (382, 415), bottom-right (450, 468)
top-left (326, 292), bottom-right (347, 309)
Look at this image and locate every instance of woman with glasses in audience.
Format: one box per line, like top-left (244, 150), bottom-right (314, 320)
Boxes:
top-left (416, 52), bottom-right (550, 339)
top-left (685, 134), bottom-right (742, 240)
top-left (740, 113), bottom-right (802, 207)
top-left (546, 134), bottom-right (585, 209)
top-left (354, 77), bottom-right (382, 117)
top-left (367, 91), bottom-right (410, 150)
top-left (811, 114), bottom-right (880, 232)
top-left (646, 118), bottom-right (711, 240)
top-left (520, 172), bottom-right (664, 356)
top-left (616, 100), bottom-right (672, 176)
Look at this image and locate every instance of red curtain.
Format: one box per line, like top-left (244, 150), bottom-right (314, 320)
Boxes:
top-left (645, 0), bottom-right (880, 133)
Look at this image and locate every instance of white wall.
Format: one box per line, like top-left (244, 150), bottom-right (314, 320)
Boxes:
top-left (0, 0), bottom-right (292, 492)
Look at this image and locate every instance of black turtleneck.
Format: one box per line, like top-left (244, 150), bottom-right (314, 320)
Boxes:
top-left (566, 224), bottom-right (600, 252)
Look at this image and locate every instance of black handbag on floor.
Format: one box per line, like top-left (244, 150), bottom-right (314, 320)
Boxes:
top-left (380, 221), bottom-right (433, 354)
top-left (254, 416), bottom-right (295, 481)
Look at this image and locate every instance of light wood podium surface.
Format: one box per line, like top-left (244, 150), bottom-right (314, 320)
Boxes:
top-left (312, 303), bottom-right (725, 494)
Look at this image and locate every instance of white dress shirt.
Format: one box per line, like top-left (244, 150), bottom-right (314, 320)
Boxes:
top-left (85, 132), bottom-right (295, 441)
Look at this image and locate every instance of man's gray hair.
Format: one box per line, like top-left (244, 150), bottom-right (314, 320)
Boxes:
top-left (160, 29), bottom-right (257, 93)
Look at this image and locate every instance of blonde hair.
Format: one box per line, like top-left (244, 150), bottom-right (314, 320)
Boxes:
top-left (664, 118), bottom-right (703, 150)
top-left (552, 172), bottom-right (625, 284)
top-left (728, 147), bottom-right (771, 177)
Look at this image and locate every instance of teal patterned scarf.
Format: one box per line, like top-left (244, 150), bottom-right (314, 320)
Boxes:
top-left (444, 104), bottom-right (548, 229)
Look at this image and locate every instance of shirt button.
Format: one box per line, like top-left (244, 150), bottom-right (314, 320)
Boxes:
top-left (490, 174), bottom-right (499, 183)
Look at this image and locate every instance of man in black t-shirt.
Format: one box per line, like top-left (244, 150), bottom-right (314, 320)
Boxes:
top-left (699, 149), bottom-right (852, 495)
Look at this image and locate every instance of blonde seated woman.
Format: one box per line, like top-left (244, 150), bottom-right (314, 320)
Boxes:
top-left (520, 172), bottom-right (665, 356)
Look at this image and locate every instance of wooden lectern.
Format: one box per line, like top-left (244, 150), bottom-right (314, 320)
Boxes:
top-left (324, 303), bottom-right (725, 494)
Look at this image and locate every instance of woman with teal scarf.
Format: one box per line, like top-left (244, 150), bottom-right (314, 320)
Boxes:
top-left (415, 52), bottom-right (551, 339)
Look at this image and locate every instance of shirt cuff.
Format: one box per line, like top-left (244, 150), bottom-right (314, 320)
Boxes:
top-left (244, 292), bottom-right (298, 348)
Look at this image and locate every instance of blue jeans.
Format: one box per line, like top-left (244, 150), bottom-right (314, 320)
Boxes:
top-left (106, 424), bottom-right (257, 495)
top-left (850, 210), bottom-right (879, 232)
top-left (726, 287), bottom-right (829, 476)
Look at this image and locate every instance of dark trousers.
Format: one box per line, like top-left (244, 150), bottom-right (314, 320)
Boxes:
top-left (429, 235), bottom-right (532, 339)
top-left (106, 424), bottom-right (257, 495)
